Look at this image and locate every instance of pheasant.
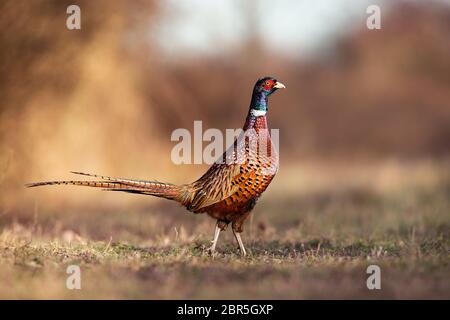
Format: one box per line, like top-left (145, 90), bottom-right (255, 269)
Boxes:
top-left (27, 77), bottom-right (285, 256)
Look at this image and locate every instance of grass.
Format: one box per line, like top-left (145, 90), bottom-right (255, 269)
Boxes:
top-left (0, 161), bottom-right (449, 299)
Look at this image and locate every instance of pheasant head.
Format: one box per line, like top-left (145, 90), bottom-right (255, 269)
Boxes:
top-left (250, 77), bottom-right (286, 112)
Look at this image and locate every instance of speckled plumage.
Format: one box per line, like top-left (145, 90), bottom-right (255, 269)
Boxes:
top-left (27, 77), bottom-right (285, 255)
top-left (182, 112), bottom-right (278, 232)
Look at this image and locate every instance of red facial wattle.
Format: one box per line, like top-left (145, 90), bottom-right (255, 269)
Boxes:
top-left (263, 80), bottom-right (274, 90)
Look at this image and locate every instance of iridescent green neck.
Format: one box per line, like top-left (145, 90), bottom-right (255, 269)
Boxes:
top-left (250, 92), bottom-right (268, 112)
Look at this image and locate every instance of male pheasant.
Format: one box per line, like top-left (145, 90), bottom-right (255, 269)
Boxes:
top-left (27, 77), bottom-right (285, 256)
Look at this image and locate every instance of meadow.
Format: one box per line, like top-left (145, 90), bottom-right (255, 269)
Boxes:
top-left (1, 161), bottom-right (448, 299)
top-left (0, 1), bottom-right (449, 300)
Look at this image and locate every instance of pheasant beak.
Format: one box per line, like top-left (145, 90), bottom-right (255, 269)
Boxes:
top-left (273, 81), bottom-right (286, 89)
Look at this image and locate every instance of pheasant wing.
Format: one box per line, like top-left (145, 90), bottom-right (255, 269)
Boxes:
top-left (188, 163), bottom-right (243, 210)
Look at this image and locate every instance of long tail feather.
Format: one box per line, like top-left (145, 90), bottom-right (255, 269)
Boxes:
top-left (69, 171), bottom-right (167, 189)
top-left (26, 172), bottom-right (182, 200)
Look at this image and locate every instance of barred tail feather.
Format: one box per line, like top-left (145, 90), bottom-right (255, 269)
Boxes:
top-left (26, 172), bottom-right (182, 201)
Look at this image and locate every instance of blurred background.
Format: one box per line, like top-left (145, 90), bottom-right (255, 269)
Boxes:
top-left (0, 0), bottom-right (448, 235)
top-left (0, 0), bottom-right (449, 299)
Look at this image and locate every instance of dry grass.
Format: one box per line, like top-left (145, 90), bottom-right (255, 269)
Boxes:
top-left (0, 161), bottom-right (449, 299)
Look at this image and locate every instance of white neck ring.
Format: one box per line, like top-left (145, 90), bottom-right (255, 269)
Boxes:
top-left (250, 109), bottom-right (267, 117)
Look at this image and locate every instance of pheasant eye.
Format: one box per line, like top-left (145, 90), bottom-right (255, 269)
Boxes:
top-left (265, 81), bottom-right (271, 86)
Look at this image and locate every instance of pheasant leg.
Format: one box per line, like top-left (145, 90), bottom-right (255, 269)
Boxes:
top-left (208, 223), bottom-right (221, 254)
top-left (233, 230), bottom-right (247, 256)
